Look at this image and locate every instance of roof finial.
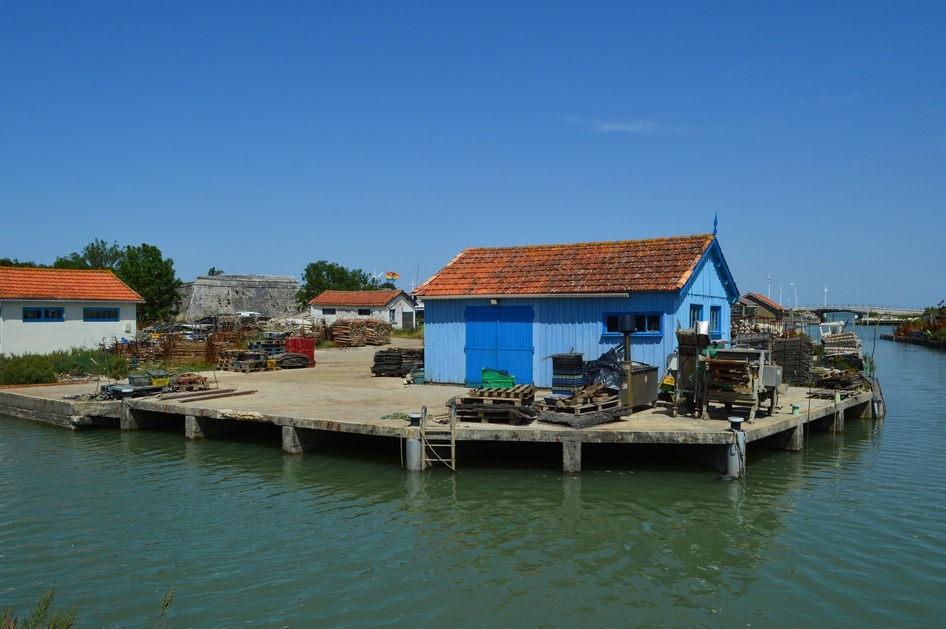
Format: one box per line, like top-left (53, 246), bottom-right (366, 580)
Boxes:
top-left (713, 212), bottom-right (718, 236)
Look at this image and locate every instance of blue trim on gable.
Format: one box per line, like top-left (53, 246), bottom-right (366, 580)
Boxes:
top-left (680, 237), bottom-right (739, 302)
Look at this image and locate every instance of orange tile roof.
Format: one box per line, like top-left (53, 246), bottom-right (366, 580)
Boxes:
top-left (415, 234), bottom-right (716, 297)
top-left (743, 292), bottom-right (786, 312)
top-left (0, 267), bottom-right (143, 302)
top-left (309, 289), bottom-right (406, 307)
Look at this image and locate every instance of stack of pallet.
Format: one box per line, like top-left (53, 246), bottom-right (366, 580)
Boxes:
top-left (535, 383), bottom-right (621, 415)
top-left (332, 319), bottom-right (367, 347)
top-left (247, 337), bottom-right (286, 357)
top-left (215, 349), bottom-right (274, 372)
top-left (371, 348), bottom-right (424, 377)
top-left (822, 331), bottom-right (860, 355)
top-left (773, 336), bottom-right (815, 385)
top-left (448, 385), bottom-right (537, 424)
top-left (364, 320), bottom-right (392, 345)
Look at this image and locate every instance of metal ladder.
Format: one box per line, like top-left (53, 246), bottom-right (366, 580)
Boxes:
top-left (420, 404), bottom-right (457, 471)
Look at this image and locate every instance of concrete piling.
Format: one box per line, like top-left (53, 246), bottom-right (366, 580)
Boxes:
top-left (726, 417), bottom-right (747, 479)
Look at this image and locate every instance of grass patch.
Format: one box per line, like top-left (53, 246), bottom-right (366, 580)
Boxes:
top-left (392, 325), bottom-right (424, 340)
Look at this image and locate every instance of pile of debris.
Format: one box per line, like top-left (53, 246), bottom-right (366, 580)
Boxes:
top-left (535, 383), bottom-right (622, 414)
top-left (371, 347), bottom-right (424, 377)
top-left (270, 353), bottom-right (314, 369)
top-left (814, 368), bottom-right (872, 391)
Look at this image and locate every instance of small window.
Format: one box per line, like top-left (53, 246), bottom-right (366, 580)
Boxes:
top-left (321, 308), bottom-right (336, 315)
top-left (84, 308), bottom-right (119, 322)
top-left (23, 307), bottom-right (64, 322)
top-left (635, 314), bottom-right (662, 334)
top-left (357, 308), bottom-right (371, 316)
top-left (689, 304), bottom-right (703, 328)
top-left (603, 312), bottom-right (662, 336)
top-left (710, 306), bottom-right (721, 336)
top-left (389, 308), bottom-right (397, 323)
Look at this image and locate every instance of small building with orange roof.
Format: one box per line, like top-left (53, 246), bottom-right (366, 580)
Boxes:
top-left (735, 292), bottom-right (788, 321)
top-left (414, 233), bottom-right (739, 387)
top-left (0, 267), bottom-right (143, 356)
top-left (309, 289), bottom-right (418, 329)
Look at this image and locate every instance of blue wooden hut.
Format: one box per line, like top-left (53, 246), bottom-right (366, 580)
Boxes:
top-left (413, 234), bottom-right (739, 388)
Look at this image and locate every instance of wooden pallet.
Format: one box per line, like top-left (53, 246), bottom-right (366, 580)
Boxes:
top-left (450, 384), bottom-right (537, 424)
top-left (452, 385), bottom-right (537, 412)
top-left (567, 398), bottom-right (622, 414)
top-left (467, 384), bottom-right (536, 401)
top-left (535, 383), bottom-right (621, 415)
top-left (454, 406), bottom-right (534, 425)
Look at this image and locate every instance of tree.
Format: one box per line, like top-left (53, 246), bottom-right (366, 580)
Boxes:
top-left (296, 260), bottom-right (388, 309)
top-left (207, 267), bottom-right (224, 276)
top-left (0, 257), bottom-right (39, 267)
top-left (115, 243), bottom-right (183, 324)
top-left (54, 239), bottom-right (123, 270)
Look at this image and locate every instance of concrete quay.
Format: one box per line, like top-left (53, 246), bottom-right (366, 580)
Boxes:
top-left (0, 340), bottom-right (877, 476)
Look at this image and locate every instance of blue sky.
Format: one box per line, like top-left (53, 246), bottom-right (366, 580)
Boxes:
top-left (2, 1), bottom-right (943, 309)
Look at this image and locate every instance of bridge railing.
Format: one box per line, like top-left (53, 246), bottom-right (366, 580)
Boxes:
top-left (796, 304), bottom-right (923, 316)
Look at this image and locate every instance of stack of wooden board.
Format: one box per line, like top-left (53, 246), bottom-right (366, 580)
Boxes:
top-left (332, 319), bottom-right (367, 347)
top-left (371, 347), bottom-right (424, 377)
top-left (448, 385), bottom-right (537, 424)
top-left (364, 320), bottom-right (392, 345)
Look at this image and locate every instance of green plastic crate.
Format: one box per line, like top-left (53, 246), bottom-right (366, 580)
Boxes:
top-left (481, 368), bottom-right (514, 389)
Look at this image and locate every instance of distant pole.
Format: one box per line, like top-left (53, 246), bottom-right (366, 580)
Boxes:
top-left (824, 286), bottom-right (827, 307)
top-left (768, 273), bottom-right (771, 299)
top-left (778, 286), bottom-right (782, 307)
top-left (791, 281), bottom-right (797, 311)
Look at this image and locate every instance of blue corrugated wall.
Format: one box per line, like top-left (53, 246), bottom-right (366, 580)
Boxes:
top-left (422, 246), bottom-right (737, 387)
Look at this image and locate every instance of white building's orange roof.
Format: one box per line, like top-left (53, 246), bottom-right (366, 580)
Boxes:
top-left (0, 267), bottom-right (143, 302)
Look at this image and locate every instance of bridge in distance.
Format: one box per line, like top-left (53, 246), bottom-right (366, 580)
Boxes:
top-left (795, 304), bottom-right (924, 319)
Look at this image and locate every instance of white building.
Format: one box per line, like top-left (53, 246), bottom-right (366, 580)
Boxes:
top-left (0, 267), bottom-right (142, 356)
top-left (309, 289), bottom-right (418, 329)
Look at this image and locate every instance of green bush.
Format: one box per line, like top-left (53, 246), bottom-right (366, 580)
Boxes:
top-left (0, 348), bottom-right (128, 386)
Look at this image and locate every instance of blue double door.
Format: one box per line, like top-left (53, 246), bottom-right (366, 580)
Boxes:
top-left (464, 305), bottom-right (534, 387)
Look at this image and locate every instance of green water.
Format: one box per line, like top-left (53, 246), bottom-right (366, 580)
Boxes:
top-left (2, 327), bottom-right (945, 627)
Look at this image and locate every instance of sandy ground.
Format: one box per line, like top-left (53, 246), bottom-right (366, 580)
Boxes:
top-left (6, 338), bottom-right (469, 423)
